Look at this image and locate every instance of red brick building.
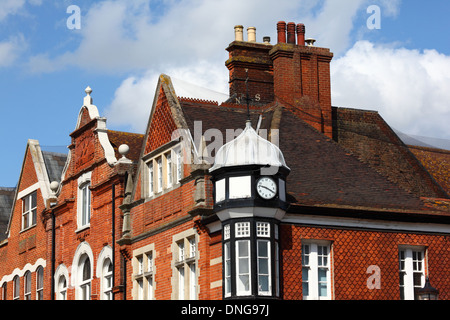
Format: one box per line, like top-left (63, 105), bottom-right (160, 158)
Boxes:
top-left (1, 21), bottom-right (449, 301)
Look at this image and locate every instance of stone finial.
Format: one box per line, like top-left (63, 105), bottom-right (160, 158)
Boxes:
top-left (84, 86), bottom-right (93, 106)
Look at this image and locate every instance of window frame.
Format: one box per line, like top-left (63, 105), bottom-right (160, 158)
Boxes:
top-left (13, 276), bottom-right (20, 300)
top-left (301, 241), bottom-right (332, 300)
top-left (78, 255), bottom-right (92, 300)
top-left (24, 271), bottom-right (32, 300)
top-left (57, 275), bottom-right (67, 300)
top-left (399, 246), bottom-right (426, 300)
top-left (144, 144), bottom-right (184, 199)
top-left (173, 232), bottom-right (198, 300)
top-left (77, 172), bottom-right (92, 230)
top-left (132, 245), bottom-right (155, 300)
top-left (22, 191), bottom-right (37, 230)
top-left (222, 219), bottom-right (280, 299)
top-left (36, 267), bottom-right (44, 300)
top-left (102, 258), bottom-right (113, 300)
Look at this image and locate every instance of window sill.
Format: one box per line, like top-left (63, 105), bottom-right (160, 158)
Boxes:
top-left (20, 224), bottom-right (36, 234)
top-left (75, 224), bottom-right (90, 233)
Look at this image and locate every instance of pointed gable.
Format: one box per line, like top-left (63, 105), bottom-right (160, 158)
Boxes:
top-left (143, 76), bottom-right (185, 155)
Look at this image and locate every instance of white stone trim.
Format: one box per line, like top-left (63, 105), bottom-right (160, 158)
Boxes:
top-left (0, 258), bottom-right (46, 286)
top-left (283, 214), bottom-right (450, 234)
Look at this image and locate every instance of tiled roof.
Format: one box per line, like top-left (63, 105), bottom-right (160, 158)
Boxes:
top-left (42, 151), bottom-right (68, 183)
top-left (333, 107), bottom-right (448, 199)
top-left (107, 130), bottom-right (144, 162)
top-left (408, 145), bottom-right (450, 195)
top-left (0, 187), bottom-right (15, 241)
top-left (180, 101), bottom-right (431, 212)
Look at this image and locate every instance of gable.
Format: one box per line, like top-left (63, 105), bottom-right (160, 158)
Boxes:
top-left (144, 85), bottom-right (178, 154)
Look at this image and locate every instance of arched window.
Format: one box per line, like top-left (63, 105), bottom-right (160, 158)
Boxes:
top-left (102, 258), bottom-right (113, 300)
top-left (79, 255), bottom-right (91, 300)
top-left (13, 276), bottom-right (20, 300)
top-left (57, 275), bottom-right (67, 300)
top-left (36, 267), bottom-right (44, 300)
top-left (1, 282), bottom-right (7, 300)
top-left (24, 271), bottom-right (32, 300)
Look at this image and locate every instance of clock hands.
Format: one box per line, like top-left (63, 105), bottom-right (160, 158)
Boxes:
top-left (260, 185), bottom-right (275, 193)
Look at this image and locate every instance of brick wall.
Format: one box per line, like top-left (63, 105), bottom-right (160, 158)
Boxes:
top-left (281, 224), bottom-right (450, 300)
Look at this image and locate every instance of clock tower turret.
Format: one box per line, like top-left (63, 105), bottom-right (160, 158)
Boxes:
top-left (210, 120), bottom-right (290, 299)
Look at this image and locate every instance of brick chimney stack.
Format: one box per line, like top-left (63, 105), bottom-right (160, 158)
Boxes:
top-left (269, 21), bottom-right (334, 138)
top-left (225, 21), bottom-right (334, 138)
top-left (225, 25), bottom-right (274, 105)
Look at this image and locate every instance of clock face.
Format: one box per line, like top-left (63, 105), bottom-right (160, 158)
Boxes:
top-left (256, 177), bottom-right (277, 200)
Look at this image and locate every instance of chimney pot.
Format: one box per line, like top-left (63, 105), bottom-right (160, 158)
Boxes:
top-left (277, 21), bottom-right (286, 43)
top-left (287, 22), bottom-right (296, 44)
top-left (296, 23), bottom-right (305, 46)
top-left (247, 27), bottom-right (256, 42)
top-left (305, 38), bottom-right (316, 46)
top-left (234, 25), bottom-right (244, 41)
top-left (263, 36), bottom-right (271, 44)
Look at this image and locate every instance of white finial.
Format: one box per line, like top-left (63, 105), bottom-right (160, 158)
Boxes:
top-left (117, 144), bottom-right (132, 164)
top-left (84, 86), bottom-right (93, 105)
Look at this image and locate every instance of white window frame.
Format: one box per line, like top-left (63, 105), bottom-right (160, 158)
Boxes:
top-left (175, 147), bottom-right (183, 184)
top-left (148, 161), bottom-right (154, 197)
top-left (13, 276), bottom-right (20, 300)
top-left (301, 241), bottom-right (332, 300)
top-left (172, 232), bottom-right (198, 300)
top-left (257, 240), bottom-right (271, 296)
top-left (78, 254), bottom-right (92, 300)
top-left (236, 240), bottom-right (251, 296)
top-left (399, 246), bottom-right (426, 300)
top-left (102, 259), bottom-right (113, 300)
top-left (36, 267), bottom-right (44, 300)
top-left (22, 191), bottom-right (37, 230)
top-left (157, 157), bottom-right (163, 193)
top-left (58, 275), bottom-right (67, 300)
top-left (224, 242), bottom-right (231, 297)
top-left (166, 152), bottom-right (173, 188)
top-left (77, 172), bottom-right (92, 230)
top-left (132, 244), bottom-right (155, 300)
top-left (24, 271), bottom-right (31, 300)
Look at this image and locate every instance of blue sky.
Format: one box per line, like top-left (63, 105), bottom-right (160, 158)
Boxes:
top-left (1, 0), bottom-right (450, 187)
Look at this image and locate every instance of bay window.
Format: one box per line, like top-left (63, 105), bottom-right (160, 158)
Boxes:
top-left (222, 219), bottom-right (280, 299)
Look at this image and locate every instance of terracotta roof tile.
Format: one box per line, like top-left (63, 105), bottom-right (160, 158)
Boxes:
top-left (107, 130), bottom-right (144, 162)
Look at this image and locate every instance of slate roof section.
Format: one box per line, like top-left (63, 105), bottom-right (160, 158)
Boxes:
top-left (0, 187), bottom-right (15, 241)
top-left (42, 151), bottom-right (68, 183)
top-left (180, 100), bottom-right (429, 212)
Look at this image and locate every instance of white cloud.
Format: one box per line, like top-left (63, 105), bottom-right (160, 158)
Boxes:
top-left (0, 34), bottom-right (26, 67)
top-left (0, 0), bottom-right (25, 21)
top-left (105, 60), bottom-right (228, 133)
top-left (0, 0), bottom-right (43, 21)
top-left (331, 40), bottom-right (450, 139)
top-left (28, 0), bottom-right (376, 72)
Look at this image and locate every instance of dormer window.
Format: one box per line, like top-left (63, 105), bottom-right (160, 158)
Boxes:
top-left (22, 191), bottom-right (37, 230)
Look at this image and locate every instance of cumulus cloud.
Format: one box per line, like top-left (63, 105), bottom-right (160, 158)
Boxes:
top-left (105, 60), bottom-right (228, 133)
top-left (0, 0), bottom-right (43, 21)
top-left (331, 41), bottom-right (450, 139)
top-left (0, 0), bottom-right (26, 21)
top-left (0, 34), bottom-right (26, 67)
top-left (28, 0), bottom-right (382, 73)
